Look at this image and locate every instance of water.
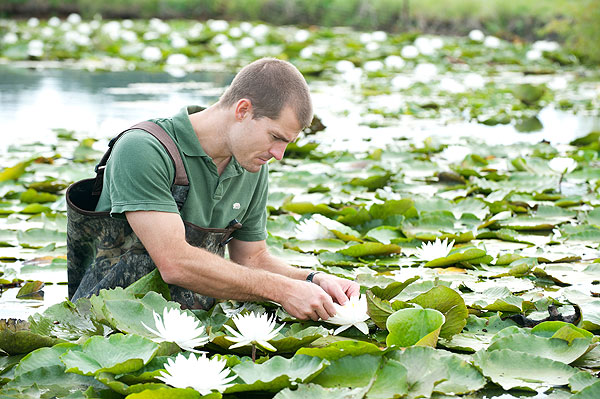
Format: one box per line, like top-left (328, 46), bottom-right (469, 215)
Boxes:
top-left (1, 66), bottom-right (599, 155)
top-left (0, 66), bottom-right (232, 153)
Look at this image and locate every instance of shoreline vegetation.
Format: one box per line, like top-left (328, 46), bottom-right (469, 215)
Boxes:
top-left (1, 0), bottom-right (599, 63)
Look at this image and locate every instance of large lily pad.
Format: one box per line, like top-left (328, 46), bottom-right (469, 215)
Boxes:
top-left (409, 285), bottom-right (468, 339)
top-left (60, 333), bottom-right (159, 376)
top-left (386, 308), bottom-right (445, 348)
top-left (473, 348), bottom-right (578, 391)
top-left (227, 354), bottom-right (328, 393)
top-left (0, 319), bottom-right (63, 355)
top-left (388, 346), bottom-right (485, 397)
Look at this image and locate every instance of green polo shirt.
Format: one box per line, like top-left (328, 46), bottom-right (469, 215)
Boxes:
top-left (95, 106), bottom-right (268, 242)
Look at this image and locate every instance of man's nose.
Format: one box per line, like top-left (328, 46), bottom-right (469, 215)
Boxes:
top-left (269, 142), bottom-right (287, 160)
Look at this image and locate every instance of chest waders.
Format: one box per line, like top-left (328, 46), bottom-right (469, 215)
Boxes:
top-left (66, 121), bottom-right (241, 310)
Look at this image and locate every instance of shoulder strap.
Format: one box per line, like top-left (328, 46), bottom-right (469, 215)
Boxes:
top-left (92, 121), bottom-right (190, 210)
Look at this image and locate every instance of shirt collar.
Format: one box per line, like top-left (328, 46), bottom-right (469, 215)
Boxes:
top-left (173, 105), bottom-right (208, 157)
top-left (174, 105), bottom-right (244, 177)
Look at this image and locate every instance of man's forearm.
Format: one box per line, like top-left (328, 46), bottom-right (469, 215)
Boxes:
top-left (159, 243), bottom-right (295, 304)
top-left (233, 247), bottom-right (312, 281)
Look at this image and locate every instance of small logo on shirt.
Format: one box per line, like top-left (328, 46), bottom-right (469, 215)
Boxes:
top-left (233, 202), bottom-right (241, 210)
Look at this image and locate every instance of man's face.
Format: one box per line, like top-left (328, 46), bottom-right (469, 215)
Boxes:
top-left (230, 105), bottom-right (302, 173)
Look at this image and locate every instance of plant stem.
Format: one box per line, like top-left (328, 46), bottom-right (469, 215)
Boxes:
top-left (252, 344), bottom-right (256, 362)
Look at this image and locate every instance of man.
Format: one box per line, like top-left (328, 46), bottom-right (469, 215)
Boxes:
top-left (67, 58), bottom-right (359, 321)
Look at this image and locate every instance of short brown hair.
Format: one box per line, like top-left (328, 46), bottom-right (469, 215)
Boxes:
top-left (218, 58), bottom-right (313, 129)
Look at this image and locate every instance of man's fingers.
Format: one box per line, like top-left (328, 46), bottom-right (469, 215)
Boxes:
top-left (330, 284), bottom-right (349, 306)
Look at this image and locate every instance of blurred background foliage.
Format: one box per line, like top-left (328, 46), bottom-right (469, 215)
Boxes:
top-left (1, 0), bottom-right (599, 63)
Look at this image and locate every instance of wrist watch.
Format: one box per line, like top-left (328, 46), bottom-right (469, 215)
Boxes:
top-left (306, 271), bottom-right (322, 284)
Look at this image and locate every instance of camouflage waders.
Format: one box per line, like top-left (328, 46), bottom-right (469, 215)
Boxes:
top-left (66, 121), bottom-right (241, 310)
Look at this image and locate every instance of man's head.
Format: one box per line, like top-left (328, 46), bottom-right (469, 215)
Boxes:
top-left (218, 58), bottom-right (313, 129)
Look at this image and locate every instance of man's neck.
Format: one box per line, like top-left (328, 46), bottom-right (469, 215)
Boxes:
top-left (188, 105), bottom-right (232, 175)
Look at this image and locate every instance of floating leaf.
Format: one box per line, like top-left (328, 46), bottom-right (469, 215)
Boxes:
top-left (487, 333), bottom-right (591, 364)
top-left (386, 308), bottom-right (445, 348)
top-left (297, 340), bottom-right (383, 361)
top-left (424, 245), bottom-right (486, 267)
top-left (28, 298), bottom-right (107, 341)
top-left (409, 285), bottom-right (468, 339)
top-left (227, 354), bottom-right (328, 393)
top-left (16, 280), bottom-right (44, 299)
top-left (338, 242), bottom-right (401, 257)
top-left (473, 349), bottom-right (577, 391)
top-left (0, 319), bottom-right (62, 355)
top-left (388, 346), bottom-right (486, 397)
top-left (0, 161), bottom-right (28, 182)
top-left (60, 333), bottom-right (159, 376)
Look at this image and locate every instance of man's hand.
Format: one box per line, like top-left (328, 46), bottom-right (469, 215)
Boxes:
top-left (278, 279), bottom-right (338, 321)
top-left (313, 273), bottom-right (361, 305)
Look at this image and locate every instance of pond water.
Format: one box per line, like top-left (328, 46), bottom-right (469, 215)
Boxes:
top-left (1, 66), bottom-right (599, 154)
top-left (1, 65), bottom-right (599, 320)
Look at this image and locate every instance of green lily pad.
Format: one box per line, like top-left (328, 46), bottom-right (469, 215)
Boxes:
top-left (60, 333), bottom-right (159, 376)
top-left (473, 349), bottom-right (578, 391)
top-left (28, 298), bottom-right (107, 341)
top-left (0, 319), bottom-right (63, 355)
top-left (487, 333), bottom-right (591, 364)
top-left (297, 340), bottom-right (383, 361)
top-left (13, 343), bottom-right (77, 377)
top-left (125, 269), bottom-right (171, 300)
top-left (572, 381), bottom-right (600, 399)
top-left (4, 365), bottom-right (105, 396)
top-left (369, 276), bottom-right (420, 301)
top-left (424, 245), bottom-right (487, 267)
top-left (20, 189), bottom-right (58, 204)
top-left (409, 285), bottom-right (468, 339)
top-left (16, 280), bottom-right (44, 299)
top-left (227, 354), bottom-right (328, 393)
top-left (569, 371), bottom-right (599, 393)
top-left (386, 308), bottom-right (445, 348)
top-left (338, 242), bottom-right (401, 257)
top-left (309, 353), bottom-right (380, 388)
top-left (0, 161), bottom-right (29, 182)
top-left (388, 346), bottom-right (486, 397)
top-left (17, 228), bottom-right (66, 249)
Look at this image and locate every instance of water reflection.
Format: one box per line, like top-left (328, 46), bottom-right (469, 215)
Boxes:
top-left (0, 66), bottom-right (232, 151)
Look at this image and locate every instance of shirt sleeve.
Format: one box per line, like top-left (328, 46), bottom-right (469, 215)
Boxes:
top-left (232, 165), bottom-right (268, 241)
top-left (102, 130), bottom-right (179, 217)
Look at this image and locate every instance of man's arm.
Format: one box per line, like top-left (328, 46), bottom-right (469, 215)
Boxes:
top-left (228, 238), bottom-right (360, 306)
top-left (126, 210), bottom-right (340, 320)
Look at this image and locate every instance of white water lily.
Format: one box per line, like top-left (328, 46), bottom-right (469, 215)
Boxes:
top-left (468, 29), bottom-right (484, 42)
top-left (401, 45), bottom-right (419, 59)
top-left (142, 308), bottom-right (209, 352)
top-left (415, 238), bottom-right (455, 262)
top-left (157, 353), bottom-right (236, 395)
top-left (224, 312), bottom-right (284, 352)
top-left (326, 295), bottom-right (369, 335)
top-left (549, 157), bottom-right (577, 174)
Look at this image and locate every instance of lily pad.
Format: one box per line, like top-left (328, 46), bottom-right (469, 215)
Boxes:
top-left (60, 333), bottom-right (159, 376)
top-left (227, 354), bottom-right (328, 393)
top-left (424, 245), bottom-right (487, 267)
top-left (487, 333), bottom-right (591, 364)
top-left (0, 319), bottom-right (63, 355)
top-left (409, 285), bottom-right (468, 339)
top-left (473, 348), bottom-right (578, 391)
top-left (338, 242), bottom-right (401, 257)
top-left (386, 308), bottom-right (445, 348)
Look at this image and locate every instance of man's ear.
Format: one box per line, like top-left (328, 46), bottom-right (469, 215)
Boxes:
top-left (234, 98), bottom-right (253, 121)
